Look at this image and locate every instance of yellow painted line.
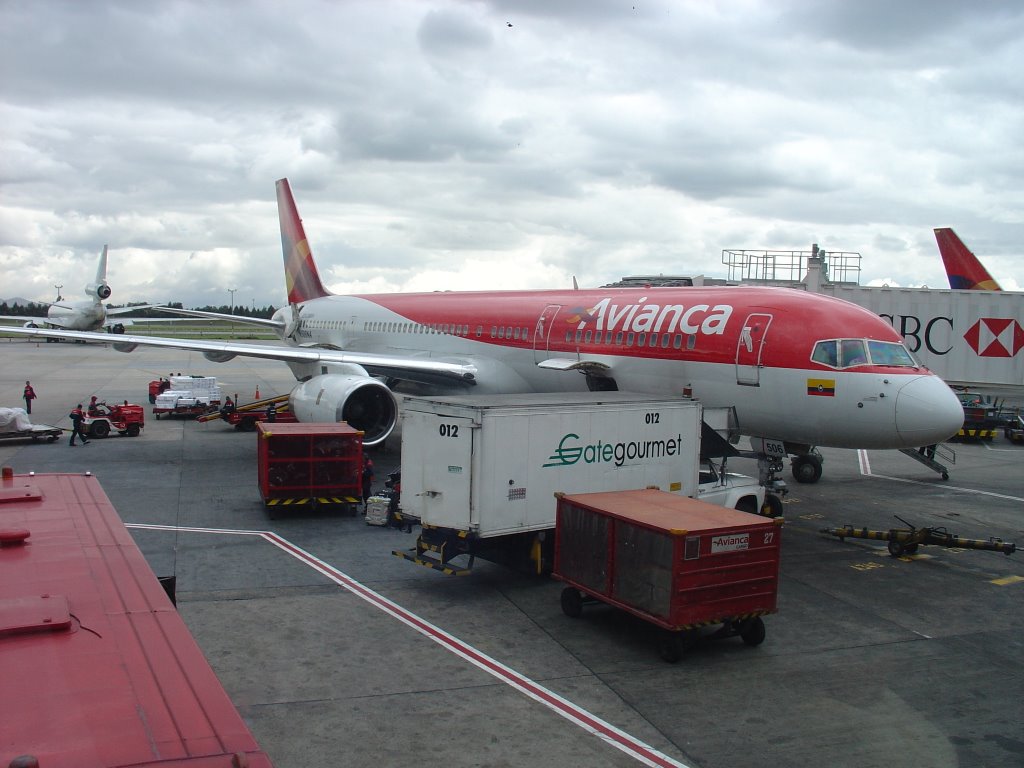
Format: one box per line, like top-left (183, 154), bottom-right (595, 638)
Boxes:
top-left (991, 575), bottom-right (1024, 586)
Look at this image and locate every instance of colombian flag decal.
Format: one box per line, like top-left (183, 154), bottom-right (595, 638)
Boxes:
top-left (807, 378), bottom-right (835, 397)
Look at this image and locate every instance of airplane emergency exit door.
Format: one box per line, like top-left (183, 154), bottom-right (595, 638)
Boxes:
top-left (736, 313), bottom-right (772, 386)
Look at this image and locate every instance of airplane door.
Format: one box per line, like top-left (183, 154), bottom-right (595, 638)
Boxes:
top-left (736, 313), bottom-right (772, 386)
top-left (534, 304), bottom-right (562, 363)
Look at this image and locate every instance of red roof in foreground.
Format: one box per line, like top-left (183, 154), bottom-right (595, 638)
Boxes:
top-left (0, 471), bottom-right (273, 767)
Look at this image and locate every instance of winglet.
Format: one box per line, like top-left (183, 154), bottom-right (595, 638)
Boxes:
top-left (934, 228), bottom-right (1002, 291)
top-left (276, 178), bottom-right (332, 304)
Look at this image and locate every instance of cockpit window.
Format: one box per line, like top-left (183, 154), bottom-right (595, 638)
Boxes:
top-left (811, 341), bottom-right (838, 367)
top-left (812, 338), bottom-right (916, 369)
top-left (867, 340), bottom-right (916, 367)
top-left (840, 339), bottom-right (868, 367)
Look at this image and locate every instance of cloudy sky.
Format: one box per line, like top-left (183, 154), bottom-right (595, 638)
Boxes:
top-left (2, 0), bottom-right (1023, 309)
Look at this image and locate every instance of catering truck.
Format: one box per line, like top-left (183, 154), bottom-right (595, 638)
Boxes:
top-left (392, 392), bottom-right (764, 575)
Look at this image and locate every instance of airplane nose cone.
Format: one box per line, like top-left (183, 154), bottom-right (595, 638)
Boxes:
top-left (894, 376), bottom-right (963, 446)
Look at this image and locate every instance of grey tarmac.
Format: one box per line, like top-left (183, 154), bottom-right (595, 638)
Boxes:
top-left (2, 337), bottom-right (1022, 768)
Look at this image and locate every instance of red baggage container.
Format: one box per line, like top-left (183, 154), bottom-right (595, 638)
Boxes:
top-left (257, 422), bottom-right (363, 515)
top-left (554, 488), bottom-right (783, 661)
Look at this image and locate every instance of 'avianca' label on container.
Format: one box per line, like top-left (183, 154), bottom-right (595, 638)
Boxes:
top-left (711, 533), bottom-right (749, 553)
top-left (543, 432), bottom-right (685, 468)
top-left (568, 297), bottom-right (733, 335)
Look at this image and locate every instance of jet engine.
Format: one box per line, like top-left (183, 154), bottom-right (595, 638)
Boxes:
top-left (289, 373), bottom-right (398, 447)
top-left (87, 282), bottom-right (112, 300)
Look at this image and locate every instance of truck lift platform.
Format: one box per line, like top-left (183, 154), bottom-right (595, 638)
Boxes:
top-left (393, 525), bottom-right (474, 576)
top-left (821, 516), bottom-right (1015, 557)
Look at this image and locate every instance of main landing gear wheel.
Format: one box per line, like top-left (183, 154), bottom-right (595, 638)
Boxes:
top-left (792, 454), bottom-right (822, 484)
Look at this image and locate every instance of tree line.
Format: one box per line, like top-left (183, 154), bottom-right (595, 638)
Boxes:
top-left (0, 301), bottom-right (278, 319)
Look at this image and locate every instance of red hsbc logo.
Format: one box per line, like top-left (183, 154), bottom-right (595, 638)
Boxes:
top-left (963, 318), bottom-right (1024, 358)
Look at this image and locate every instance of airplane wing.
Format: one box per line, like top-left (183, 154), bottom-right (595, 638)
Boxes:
top-left (106, 305), bottom-right (164, 316)
top-left (148, 305), bottom-right (285, 330)
top-left (0, 315), bottom-right (47, 324)
top-left (3, 325), bottom-right (478, 386)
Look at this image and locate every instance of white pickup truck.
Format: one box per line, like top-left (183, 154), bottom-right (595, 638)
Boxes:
top-left (697, 458), bottom-right (766, 515)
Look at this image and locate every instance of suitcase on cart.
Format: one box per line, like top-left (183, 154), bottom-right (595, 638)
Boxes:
top-left (365, 496), bottom-right (390, 526)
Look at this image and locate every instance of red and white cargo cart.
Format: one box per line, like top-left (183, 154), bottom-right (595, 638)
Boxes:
top-left (554, 488), bottom-right (783, 662)
top-left (257, 422), bottom-right (363, 517)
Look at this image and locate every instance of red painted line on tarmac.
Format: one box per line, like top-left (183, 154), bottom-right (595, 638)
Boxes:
top-left (128, 523), bottom-right (690, 768)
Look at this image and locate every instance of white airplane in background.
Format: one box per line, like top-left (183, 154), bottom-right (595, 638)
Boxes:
top-left (2, 245), bottom-right (153, 334)
top-left (8, 179), bottom-right (964, 487)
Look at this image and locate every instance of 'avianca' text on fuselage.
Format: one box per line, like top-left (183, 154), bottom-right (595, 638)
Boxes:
top-left (570, 297), bottom-right (733, 336)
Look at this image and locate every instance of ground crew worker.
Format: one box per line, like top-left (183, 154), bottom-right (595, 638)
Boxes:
top-left (68, 404), bottom-right (89, 446)
top-left (361, 457), bottom-right (375, 511)
top-left (23, 381), bottom-right (36, 414)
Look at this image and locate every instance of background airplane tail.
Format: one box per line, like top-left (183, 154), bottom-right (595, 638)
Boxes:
top-left (87, 245), bottom-right (112, 300)
top-left (276, 178), bottom-right (332, 304)
top-left (934, 227), bottom-right (1002, 291)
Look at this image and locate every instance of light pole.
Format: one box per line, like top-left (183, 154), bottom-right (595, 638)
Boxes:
top-left (228, 288), bottom-right (237, 315)
top-left (55, 284), bottom-right (63, 301)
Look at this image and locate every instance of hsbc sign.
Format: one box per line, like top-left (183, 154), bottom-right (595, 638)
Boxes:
top-left (963, 318), bottom-right (1024, 358)
top-left (823, 285), bottom-right (1023, 390)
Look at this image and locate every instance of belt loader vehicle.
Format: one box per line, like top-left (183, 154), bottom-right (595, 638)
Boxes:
top-left (393, 392), bottom-right (765, 575)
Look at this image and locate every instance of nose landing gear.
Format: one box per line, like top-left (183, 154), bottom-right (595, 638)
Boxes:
top-left (757, 454), bottom-right (789, 518)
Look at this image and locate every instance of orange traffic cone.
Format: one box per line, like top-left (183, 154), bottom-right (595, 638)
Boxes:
top-left (254, 385), bottom-right (260, 400)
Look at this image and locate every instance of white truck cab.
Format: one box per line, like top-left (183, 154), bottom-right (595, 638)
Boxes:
top-left (697, 457), bottom-right (765, 515)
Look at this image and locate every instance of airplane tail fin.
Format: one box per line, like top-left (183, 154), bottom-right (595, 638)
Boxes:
top-left (934, 228), bottom-right (1002, 291)
top-left (95, 245), bottom-right (108, 284)
top-left (276, 178), bottom-right (332, 304)
top-left (87, 245), bottom-right (112, 300)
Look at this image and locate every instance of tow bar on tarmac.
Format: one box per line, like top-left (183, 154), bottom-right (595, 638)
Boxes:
top-left (821, 515), bottom-right (1016, 557)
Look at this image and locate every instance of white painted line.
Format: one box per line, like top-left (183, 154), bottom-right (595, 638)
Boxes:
top-left (856, 451), bottom-right (1023, 502)
top-left (128, 523), bottom-right (691, 768)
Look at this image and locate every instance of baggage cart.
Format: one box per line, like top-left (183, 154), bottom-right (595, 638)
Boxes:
top-left (257, 422), bottom-right (363, 517)
top-left (554, 488), bottom-right (782, 662)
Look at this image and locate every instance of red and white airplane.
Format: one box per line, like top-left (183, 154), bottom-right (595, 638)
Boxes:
top-left (8, 179), bottom-right (964, 483)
